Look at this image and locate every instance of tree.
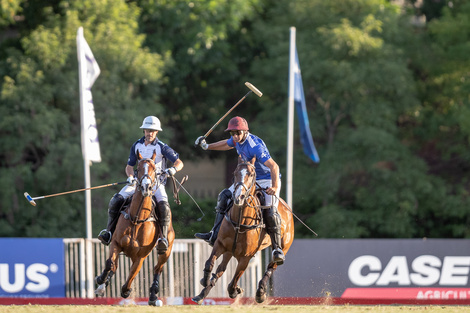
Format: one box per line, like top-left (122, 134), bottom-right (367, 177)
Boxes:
top-left (0, 0), bottom-right (166, 237)
top-left (245, 0), bottom-right (468, 238)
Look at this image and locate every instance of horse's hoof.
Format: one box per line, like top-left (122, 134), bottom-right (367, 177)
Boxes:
top-left (192, 296), bottom-right (203, 305)
top-left (121, 287), bottom-right (132, 298)
top-left (229, 286), bottom-right (244, 299)
top-left (94, 283), bottom-right (106, 297)
top-left (149, 299), bottom-right (162, 306)
top-left (256, 288), bottom-right (266, 303)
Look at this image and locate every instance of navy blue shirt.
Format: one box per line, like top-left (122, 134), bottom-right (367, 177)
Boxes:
top-left (127, 136), bottom-right (179, 172)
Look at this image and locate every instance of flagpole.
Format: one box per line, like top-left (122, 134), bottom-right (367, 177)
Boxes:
top-left (77, 26), bottom-right (95, 299)
top-left (286, 27), bottom-right (296, 209)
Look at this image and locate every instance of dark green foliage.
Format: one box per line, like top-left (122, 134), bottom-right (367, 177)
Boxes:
top-left (0, 0), bottom-right (468, 239)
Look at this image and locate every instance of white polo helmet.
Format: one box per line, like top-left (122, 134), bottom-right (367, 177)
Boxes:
top-left (140, 116), bottom-right (162, 131)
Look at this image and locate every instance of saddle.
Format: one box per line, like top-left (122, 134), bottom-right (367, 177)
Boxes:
top-left (120, 194), bottom-right (158, 224)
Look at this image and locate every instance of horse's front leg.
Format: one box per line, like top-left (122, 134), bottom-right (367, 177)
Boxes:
top-left (227, 256), bottom-right (250, 299)
top-left (148, 251), bottom-right (170, 306)
top-left (148, 272), bottom-right (160, 306)
top-left (121, 257), bottom-right (145, 298)
top-left (199, 248), bottom-right (223, 287)
top-left (256, 261), bottom-right (278, 303)
top-left (95, 247), bottom-right (121, 297)
top-left (192, 252), bottom-right (231, 305)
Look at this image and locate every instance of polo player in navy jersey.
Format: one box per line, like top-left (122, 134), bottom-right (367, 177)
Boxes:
top-left (98, 116), bottom-right (184, 254)
top-left (194, 116), bottom-right (285, 265)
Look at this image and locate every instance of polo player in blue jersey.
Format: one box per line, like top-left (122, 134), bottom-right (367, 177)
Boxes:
top-left (194, 116), bottom-right (285, 265)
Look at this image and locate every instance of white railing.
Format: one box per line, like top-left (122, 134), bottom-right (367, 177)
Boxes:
top-left (63, 238), bottom-right (264, 299)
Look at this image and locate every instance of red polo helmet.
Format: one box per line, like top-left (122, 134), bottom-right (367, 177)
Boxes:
top-left (225, 116), bottom-right (249, 131)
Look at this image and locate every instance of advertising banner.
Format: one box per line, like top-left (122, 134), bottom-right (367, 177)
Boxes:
top-left (273, 239), bottom-right (470, 300)
top-left (0, 238), bottom-right (65, 297)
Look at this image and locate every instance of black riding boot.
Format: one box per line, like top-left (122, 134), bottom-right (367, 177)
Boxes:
top-left (195, 189), bottom-right (231, 246)
top-left (157, 201), bottom-right (171, 254)
top-left (98, 193), bottom-right (125, 245)
top-left (264, 207), bottom-right (285, 265)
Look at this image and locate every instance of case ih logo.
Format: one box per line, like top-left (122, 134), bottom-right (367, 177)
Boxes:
top-left (343, 255), bottom-right (470, 299)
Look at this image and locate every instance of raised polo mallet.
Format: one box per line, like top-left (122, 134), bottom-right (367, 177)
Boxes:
top-left (197, 82), bottom-right (262, 145)
top-left (24, 181), bottom-right (127, 206)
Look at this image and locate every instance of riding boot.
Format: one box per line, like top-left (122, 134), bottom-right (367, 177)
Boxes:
top-left (157, 201), bottom-right (171, 254)
top-left (195, 189), bottom-right (231, 246)
top-left (264, 207), bottom-right (285, 265)
top-left (98, 194), bottom-right (125, 245)
top-left (208, 212), bottom-right (225, 246)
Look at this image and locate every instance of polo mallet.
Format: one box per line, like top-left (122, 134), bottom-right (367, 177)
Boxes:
top-left (24, 181), bottom-right (127, 206)
top-left (196, 82), bottom-right (263, 146)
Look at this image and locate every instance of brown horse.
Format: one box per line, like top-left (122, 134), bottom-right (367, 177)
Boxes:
top-left (192, 161), bottom-right (294, 304)
top-left (94, 150), bottom-right (175, 306)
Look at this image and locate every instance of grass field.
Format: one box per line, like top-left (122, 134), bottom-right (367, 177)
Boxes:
top-left (0, 305), bottom-right (469, 313)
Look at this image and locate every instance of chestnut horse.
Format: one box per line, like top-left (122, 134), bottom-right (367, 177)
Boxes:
top-left (94, 150), bottom-right (175, 306)
top-left (192, 161), bottom-right (294, 304)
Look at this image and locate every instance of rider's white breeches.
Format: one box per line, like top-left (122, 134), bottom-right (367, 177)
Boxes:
top-left (229, 178), bottom-right (281, 209)
top-left (118, 183), bottom-right (168, 202)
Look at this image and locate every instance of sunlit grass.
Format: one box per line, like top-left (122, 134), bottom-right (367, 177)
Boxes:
top-left (0, 305), bottom-right (469, 313)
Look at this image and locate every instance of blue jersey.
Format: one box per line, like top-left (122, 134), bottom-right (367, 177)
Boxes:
top-left (127, 136), bottom-right (179, 173)
top-left (227, 133), bottom-right (275, 180)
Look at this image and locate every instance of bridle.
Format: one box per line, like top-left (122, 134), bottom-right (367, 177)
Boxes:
top-left (121, 158), bottom-right (158, 225)
top-left (137, 159), bottom-right (158, 197)
top-left (233, 162), bottom-right (256, 207)
top-left (229, 161), bottom-right (262, 254)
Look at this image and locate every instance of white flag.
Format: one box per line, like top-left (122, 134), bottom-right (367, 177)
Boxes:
top-left (77, 27), bottom-right (101, 163)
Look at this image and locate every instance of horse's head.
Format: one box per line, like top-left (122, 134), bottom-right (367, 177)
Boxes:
top-left (136, 149), bottom-right (157, 197)
top-left (232, 161), bottom-right (257, 207)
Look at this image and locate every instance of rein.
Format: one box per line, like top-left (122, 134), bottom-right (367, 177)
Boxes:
top-left (121, 158), bottom-right (158, 225)
top-left (228, 162), bottom-right (264, 254)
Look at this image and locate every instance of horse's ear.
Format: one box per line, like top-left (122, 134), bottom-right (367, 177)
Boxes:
top-left (137, 149), bottom-right (143, 160)
top-left (152, 149), bottom-right (156, 161)
top-left (250, 157), bottom-right (256, 165)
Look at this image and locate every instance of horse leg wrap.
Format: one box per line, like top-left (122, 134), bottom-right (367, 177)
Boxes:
top-left (200, 269), bottom-right (211, 287)
top-left (97, 259), bottom-right (116, 284)
top-left (149, 273), bottom-right (160, 302)
top-left (259, 268), bottom-right (273, 289)
top-left (209, 273), bottom-right (218, 287)
top-left (96, 267), bottom-right (114, 286)
top-left (151, 273), bottom-right (160, 293)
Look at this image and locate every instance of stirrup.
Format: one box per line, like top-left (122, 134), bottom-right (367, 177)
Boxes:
top-left (157, 238), bottom-right (169, 254)
top-left (98, 229), bottom-right (111, 246)
top-left (272, 248), bottom-right (285, 265)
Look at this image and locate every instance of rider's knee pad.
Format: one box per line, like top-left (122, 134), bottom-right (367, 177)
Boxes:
top-left (215, 188), bottom-right (232, 214)
top-left (108, 193), bottom-right (125, 214)
top-left (157, 201), bottom-right (171, 224)
top-left (264, 208), bottom-right (281, 230)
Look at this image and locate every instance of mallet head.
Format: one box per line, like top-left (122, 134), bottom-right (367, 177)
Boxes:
top-left (245, 82), bottom-right (263, 97)
top-left (24, 192), bottom-right (37, 206)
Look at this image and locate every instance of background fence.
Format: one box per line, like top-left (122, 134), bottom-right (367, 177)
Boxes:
top-left (63, 238), bottom-right (265, 299)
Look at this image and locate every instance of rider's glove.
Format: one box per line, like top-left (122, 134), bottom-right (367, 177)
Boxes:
top-left (164, 167), bottom-right (177, 177)
top-left (126, 176), bottom-right (136, 186)
top-left (195, 136), bottom-right (209, 150)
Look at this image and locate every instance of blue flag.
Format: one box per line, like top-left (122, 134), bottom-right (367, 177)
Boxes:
top-left (293, 48), bottom-right (320, 163)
